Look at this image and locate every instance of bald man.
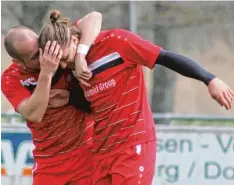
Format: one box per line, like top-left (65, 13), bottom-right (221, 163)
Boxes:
top-left (1, 12), bottom-right (101, 185)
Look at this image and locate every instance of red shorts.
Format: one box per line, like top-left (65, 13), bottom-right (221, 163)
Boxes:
top-left (32, 145), bottom-right (93, 185)
top-left (92, 140), bottom-right (156, 185)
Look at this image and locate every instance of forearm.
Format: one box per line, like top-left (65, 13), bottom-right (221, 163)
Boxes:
top-left (76, 11), bottom-right (102, 46)
top-left (73, 12), bottom-right (102, 85)
top-left (18, 72), bottom-right (53, 122)
top-left (156, 49), bottom-right (216, 85)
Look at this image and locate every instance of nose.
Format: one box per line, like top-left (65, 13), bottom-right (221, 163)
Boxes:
top-left (60, 61), bottom-right (67, 69)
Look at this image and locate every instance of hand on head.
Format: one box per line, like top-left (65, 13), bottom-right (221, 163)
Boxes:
top-left (39, 9), bottom-right (92, 87)
top-left (39, 40), bottom-right (63, 76)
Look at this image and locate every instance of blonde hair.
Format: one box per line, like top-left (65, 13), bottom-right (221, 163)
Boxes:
top-left (39, 9), bottom-right (80, 50)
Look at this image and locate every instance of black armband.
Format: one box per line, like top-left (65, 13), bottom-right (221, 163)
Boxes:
top-left (155, 49), bottom-right (216, 85)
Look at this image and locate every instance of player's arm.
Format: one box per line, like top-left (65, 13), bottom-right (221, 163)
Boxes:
top-left (2, 41), bottom-right (62, 123)
top-left (18, 73), bottom-right (53, 122)
top-left (47, 70), bottom-right (91, 112)
top-left (111, 29), bottom-right (216, 83)
top-left (155, 50), bottom-right (233, 110)
top-left (1, 72), bottom-right (53, 123)
top-left (74, 11), bottom-right (102, 46)
top-left (73, 11), bottom-right (102, 87)
top-left (156, 50), bottom-right (216, 85)
top-left (112, 29), bottom-right (234, 110)
top-left (18, 41), bottom-right (62, 122)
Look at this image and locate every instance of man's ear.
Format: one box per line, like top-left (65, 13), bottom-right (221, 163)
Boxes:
top-left (71, 35), bottom-right (79, 45)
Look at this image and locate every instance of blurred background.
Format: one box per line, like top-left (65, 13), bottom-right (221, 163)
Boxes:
top-left (1, 1), bottom-right (234, 185)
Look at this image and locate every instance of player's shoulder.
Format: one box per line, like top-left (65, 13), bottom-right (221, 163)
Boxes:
top-left (2, 63), bottom-right (20, 77)
top-left (109, 29), bottom-right (136, 39)
top-left (94, 29), bottom-right (132, 44)
top-left (110, 29), bottom-right (132, 35)
top-left (1, 63), bottom-right (21, 85)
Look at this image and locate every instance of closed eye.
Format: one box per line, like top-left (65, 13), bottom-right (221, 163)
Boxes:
top-left (31, 51), bottom-right (39, 60)
top-left (62, 54), bottom-right (69, 61)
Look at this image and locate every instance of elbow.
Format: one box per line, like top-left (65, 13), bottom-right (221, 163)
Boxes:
top-left (17, 99), bottom-right (45, 123)
top-left (91, 11), bottom-right (102, 29)
top-left (90, 11), bottom-right (102, 20)
top-left (93, 12), bottom-right (102, 36)
top-left (27, 114), bottom-right (43, 123)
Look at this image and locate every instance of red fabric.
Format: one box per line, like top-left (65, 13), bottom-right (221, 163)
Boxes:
top-left (92, 141), bottom-right (156, 185)
top-left (32, 145), bottom-right (93, 185)
top-left (1, 63), bottom-right (32, 111)
top-left (80, 29), bottom-right (160, 159)
top-left (1, 63), bottom-right (94, 162)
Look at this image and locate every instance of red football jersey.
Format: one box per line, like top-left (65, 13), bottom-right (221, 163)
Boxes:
top-left (83, 29), bottom-right (161, 159)
top-left (1, 63), bottom-right (93, 162)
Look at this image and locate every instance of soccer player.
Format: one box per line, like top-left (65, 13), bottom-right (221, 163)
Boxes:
top-left (39, 10), bottom-right (234, 185)
top-left (1, 12), bottom-right (102, 185)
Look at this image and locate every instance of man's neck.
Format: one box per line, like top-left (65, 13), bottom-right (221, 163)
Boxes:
top-left (20, 66), bottom-right (40, 74)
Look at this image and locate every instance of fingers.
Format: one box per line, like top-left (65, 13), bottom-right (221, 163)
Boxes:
top-left (55, 49), bottom-right (63, 64)
top-left (52, 44), bottom-right (60, 61)
top-left (228, 88), bottom-right (234, 98)
top-left (81, 71), bottom-right (91, 77)
top-left (49, 41), bottom-right (57, 56)
top-left (227, 90), bottom-right (233, 102)
top-left (209, 78), bottom-right (233, 110)
top-left (219, 94), bottom-right (229, 110)
top-left (223, 91), bottom-right (232, 109)
top-left (213, 96), bottom-right (223, 107)
top-left (44, 41), bottom-right (51, 55)
top-left (79, 78), bottom-right (91, 88)
top-left (79, 72), bottom-right (92, 80)
top-left (227, 89), bottom-right (234, 107)
top-left (77, 66), bottom-right (92, 80)
top-left (43, 41), bottom-right (61, 62)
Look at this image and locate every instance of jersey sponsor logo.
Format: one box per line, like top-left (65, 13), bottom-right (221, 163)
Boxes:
top-left (84, 52), bottom-right (123, 98)
top-left (20, 77), bottom-right (37, 91)
top-left (85, 79), bottom-right (116, 98)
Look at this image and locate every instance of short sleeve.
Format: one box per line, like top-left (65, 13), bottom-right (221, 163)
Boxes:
top-left (1, 72), bottom-right (31, 112)
top-left (110, 29), bottom-right (162, 69)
